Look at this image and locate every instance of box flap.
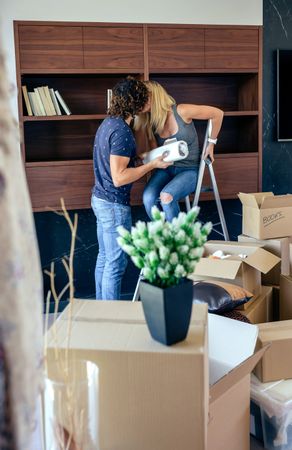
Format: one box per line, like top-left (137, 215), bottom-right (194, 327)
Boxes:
top-left (209, 346), bottom-right (268, 403)
top-left (208, 314), bottom-right (258, 386)
top-left (238, 192), bottom-right (274, 209)
top-left (193, 258), bottom-right (242, 280)
top-left (261, 194), bottom-right (292, 209)
top-left (244, 247), bottom-right (281, 274)
top-left (238, 193), bottom-right (261, 208)
top-left (258, 319), bottom-right (292, 342)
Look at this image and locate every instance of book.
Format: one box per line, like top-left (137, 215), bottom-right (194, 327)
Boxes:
top-left (55, 90), bottom-right (71, 115)
top-left (37, 87), bottom-right (53, 116)
top-left (28, 92), bottom-right (38, 116)
top-left (43, 86), bottom-right (57, 115)
top-left (49, 88), bottom-right (62, 115)
top-left (107, 89), bottom-right (113, 110)
top-left (34, 88), bottom-right (46, 116)
top-left (21, 85), bottom-right (33, 116)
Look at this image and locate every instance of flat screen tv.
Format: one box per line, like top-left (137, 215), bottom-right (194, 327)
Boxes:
top-left (277, 49), bottom-right (292, 141)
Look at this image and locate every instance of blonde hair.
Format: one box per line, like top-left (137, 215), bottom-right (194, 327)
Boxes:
top-left (134, 81), bottom-right (175, 140)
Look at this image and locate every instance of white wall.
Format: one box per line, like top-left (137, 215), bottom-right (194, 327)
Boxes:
top-left (1, 0), bottom-right (263, 116)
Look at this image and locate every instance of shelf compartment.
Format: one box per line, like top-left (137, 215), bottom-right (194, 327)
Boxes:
top-left (24, 119), bottom-right (100, 162)
top-left (21, 73), bottom-right (142, 116)
top-left (150, 73), bottom-right (258, 112)
top-left (26, 160), bottom-right (146, 210)
top-left (194, 115), bottom-right (258, 154)
top-left (26, 160), bottom-right (94, 211)
top-left (200, 153), bottom-right (259, 200)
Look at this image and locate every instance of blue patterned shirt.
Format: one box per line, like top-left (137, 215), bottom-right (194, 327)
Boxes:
top-left (92, 116), bottom-right (136, 205)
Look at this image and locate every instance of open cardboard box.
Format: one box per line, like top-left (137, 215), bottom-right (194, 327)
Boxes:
top-left (280, 274), bottom-right (292, 320)
top-left (238, 234), bottom-right (290, 285)
top-left (190, 240), bottom-right (280, 297)
top-left (207, 313), bottom-right (267, 450)
top-left (254, 318), bottom-right (292, 383)
top-left (237, 285), bottom-right (273, 324)
top-left (46, 300), bottom-right (266, 450)
top-left (238, 192), bottom-right (292, 239)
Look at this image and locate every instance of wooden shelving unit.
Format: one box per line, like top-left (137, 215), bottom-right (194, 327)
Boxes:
top-left (14, 21), bottom-right (262, 211)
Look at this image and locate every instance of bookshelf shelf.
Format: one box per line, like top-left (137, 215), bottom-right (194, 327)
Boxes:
top-left (14, 21), bottom-right (262, 211)
top-left (23, 114), bottom-right (107, 122)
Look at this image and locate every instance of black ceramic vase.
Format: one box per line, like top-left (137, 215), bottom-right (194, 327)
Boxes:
top-left (139, 278), bottom-right (193, 346)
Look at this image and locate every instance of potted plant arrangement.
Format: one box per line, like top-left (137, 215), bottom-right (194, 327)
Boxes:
top-left (117, 206), bottom-right (212, 345)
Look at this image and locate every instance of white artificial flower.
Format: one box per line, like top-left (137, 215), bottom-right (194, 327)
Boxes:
top-left (148, 250), bottom-right (159, 265)
top-left (159, 246), bottom-right (170, 260)
top-left (177, 245), bottom-right (189, 255)
top-left (174, 229), bottom-right (186, 243)
top-left (121, 244), bottom-right (136, 256)
top-left (143, 267), bottom-right (154, 280)
top-left (134, 238), bottom-right (149, 250)
top-left (192, 222), bottom-right (202, 239)
top-left (151, 206), bottom-right (161, 220)
top-left (116, 236), bottom-right (126, 248)
top-left (189, 247), bottom-right (204, 259)
top-left (174, 264), bottom-right (186, 278)
top-left (117, 226), bottom-right (130, 239)
top-left (135, 221), bottom-right (147, 235)
top-left (169, 252), bottom-right (178, 265)
top-left (131, 255), bottom-right (144, 269)
top-left (148, 220), bottom-right (163, 235)
top-left (157, 267), bottom-right (168, 279)
top-left (202, 221), bottom-right (213, 234)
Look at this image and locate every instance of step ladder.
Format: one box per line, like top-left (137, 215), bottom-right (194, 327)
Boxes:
top-left (132, 119), bottom-right (229, 302)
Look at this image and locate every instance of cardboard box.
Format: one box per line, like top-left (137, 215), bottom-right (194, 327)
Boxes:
top-left (46, 300), bottom-right (265, 450)
top-left (47, 300), bottom-right (209, 450)
top-left (238, 234), bottom-right (291, 285)
top-left (190, 241), bottom-right (280, 297)
top-left (280, 275), bottom-right (292, 320)
top-left (239, 286), bottom-right (273, 324)
top-left (254, 319), bottom-right (292, 382)
top-left (238, 192), bottom-right (292, 240)
top-left (207, 314), bottom-right (265, 450)
top-left (272, 285), bottom-right (280, 321)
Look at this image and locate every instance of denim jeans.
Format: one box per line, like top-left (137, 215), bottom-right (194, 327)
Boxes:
top-left (91, 195), bottom-right (132, 300)
top-left (143, 166), bottom-right (198, 221)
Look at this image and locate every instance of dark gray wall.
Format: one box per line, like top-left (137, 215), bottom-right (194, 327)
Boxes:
top-left (263, 0), bottom-right (292, 193)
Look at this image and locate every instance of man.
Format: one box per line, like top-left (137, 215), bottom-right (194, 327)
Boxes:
top-left (91, 76), bottom-right (171, 300)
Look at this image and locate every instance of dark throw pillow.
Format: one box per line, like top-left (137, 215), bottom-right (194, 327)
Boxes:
top-left (192, 280), bottom-right (253, 314)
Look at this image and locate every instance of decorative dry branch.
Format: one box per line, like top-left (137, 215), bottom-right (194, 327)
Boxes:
top-left (44, 198), bottom-right (84, 450)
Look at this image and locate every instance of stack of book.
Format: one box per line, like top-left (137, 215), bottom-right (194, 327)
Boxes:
top-left (22, 85), bottom-right (72, 116)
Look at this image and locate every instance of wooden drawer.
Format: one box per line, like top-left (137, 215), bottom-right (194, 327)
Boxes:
top-left (148, 27), bottom-right (204, 70)
top-left (201, 154), bottom-right (259, 200)
top-left (18, 25), bottom-right (83, 70)
top-left (26, 162), bottom-right (94, 211)
top-left (83, 26), bottom-right (144, 69)
top-left (205, 28), bottom-right (259, 69)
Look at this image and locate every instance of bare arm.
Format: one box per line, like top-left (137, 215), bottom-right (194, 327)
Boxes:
top-left (110, 154), bottom-right (172, 187)
top-left (177, 104), bottom-right (224, 162)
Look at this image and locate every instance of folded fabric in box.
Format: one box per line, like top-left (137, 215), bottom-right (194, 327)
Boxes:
top-left (193, 280), bottom-right (253, 313)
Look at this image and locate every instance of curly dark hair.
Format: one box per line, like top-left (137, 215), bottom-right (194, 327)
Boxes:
top-left (108, 76), bottom-right (149, 120)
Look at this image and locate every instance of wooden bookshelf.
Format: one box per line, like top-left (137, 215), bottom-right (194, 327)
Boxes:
top-left (14, 21), bottom-right (262, 211)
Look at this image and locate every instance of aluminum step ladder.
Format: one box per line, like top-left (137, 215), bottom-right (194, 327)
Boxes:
top-left (132, 119), bottom-right (229, 302)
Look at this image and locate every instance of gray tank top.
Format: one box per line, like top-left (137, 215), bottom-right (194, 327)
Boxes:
top-left (154, 105), bottom-right (200, 167)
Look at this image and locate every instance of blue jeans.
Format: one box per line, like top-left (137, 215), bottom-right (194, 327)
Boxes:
top-left (143, 166), bottom-right (198, 221)
top-left (91, 195), bottom-right (132, 300)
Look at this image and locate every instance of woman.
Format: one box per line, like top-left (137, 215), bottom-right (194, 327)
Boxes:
top-left (91, 77), bottom-right (172, 300)
top-left (135, 81), bottom-right (224, 222)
